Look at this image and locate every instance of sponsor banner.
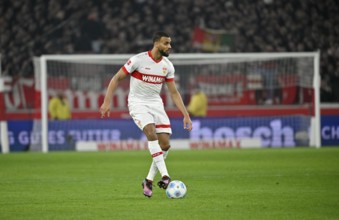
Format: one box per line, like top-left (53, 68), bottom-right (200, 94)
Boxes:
top-left (75, 138), bottom-right (261, 151)
top-left (4, 77), bottom-right (35, 110)
top-left (321, 115), bottom-right (339, 146)
top-left (3, 115), bottom-right (339, 152)
top-left (3, 115), bottom-right (321, 151)
top-left (5, 120), bottom-right (33, 151)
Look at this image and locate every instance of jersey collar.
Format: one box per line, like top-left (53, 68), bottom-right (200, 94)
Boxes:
top-left (148, 50), bottom-right (162, 63)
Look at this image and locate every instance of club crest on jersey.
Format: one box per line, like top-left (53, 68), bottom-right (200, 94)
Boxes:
top-left (162, 67), bottom-right (167, 74)
top-left (127, 60), bottom-right (132, 65)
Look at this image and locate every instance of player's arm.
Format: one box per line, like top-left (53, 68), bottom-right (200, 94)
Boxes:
top-left (166, 81), bottom-right (192, 131)
top-left (100, 68), bottom-right (128, 118)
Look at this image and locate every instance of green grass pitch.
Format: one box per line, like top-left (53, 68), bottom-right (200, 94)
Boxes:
top-left (1, 148), bottom-right (339, 220)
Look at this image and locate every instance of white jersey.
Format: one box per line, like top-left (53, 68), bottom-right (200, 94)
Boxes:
top-left (122, 51), bottom-right (175, 105)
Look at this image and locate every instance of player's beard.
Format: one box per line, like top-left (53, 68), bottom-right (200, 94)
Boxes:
top-left (159, 49), bottom-right (170, 57)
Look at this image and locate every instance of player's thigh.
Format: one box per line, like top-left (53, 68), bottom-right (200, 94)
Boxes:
top-left (129, 104), bottom-right (154, 130)
top-left (129, 104), bottom-right (158, 140)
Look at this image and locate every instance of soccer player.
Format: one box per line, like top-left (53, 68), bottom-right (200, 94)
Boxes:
top-left (100, 31), bottom-right (193, 198)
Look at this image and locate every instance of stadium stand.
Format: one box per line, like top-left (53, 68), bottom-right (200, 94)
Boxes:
top-left (1, 0), bottom-right (339, 102)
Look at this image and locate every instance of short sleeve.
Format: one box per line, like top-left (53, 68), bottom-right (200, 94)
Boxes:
top-left (123, 55), bottom-right (139, 74)
top-left (165, 63), bottom-right (175, 82)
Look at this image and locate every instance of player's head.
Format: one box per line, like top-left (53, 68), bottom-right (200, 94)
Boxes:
top-left (153, 31), bottom-right (171, 57)
top-left (56, 91), bottom-right (65, 99)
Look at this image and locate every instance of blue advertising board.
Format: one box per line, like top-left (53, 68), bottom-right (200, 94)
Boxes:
top-left (321, 115), bottom-right (339, 146)
top-left (2, 115), bottom-right (338, 152)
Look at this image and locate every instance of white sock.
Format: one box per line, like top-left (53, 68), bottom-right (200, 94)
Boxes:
top-left (147, 140), bottom-right (169, 178)
top-left (146, 150), bottom-right (169, 181)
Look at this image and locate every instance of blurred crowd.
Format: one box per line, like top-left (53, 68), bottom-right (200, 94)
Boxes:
top-left (1, 0), bottom-right (339, 102)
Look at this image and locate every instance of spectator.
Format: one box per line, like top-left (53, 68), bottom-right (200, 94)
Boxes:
top-left (187, 85), bottom-right (208, 117)
top-left (48, 91), bottom-right (71, 120)
top-left (81, 10), bottom-right (106, 53)
top-left (320, 76), bottom-right (333, 102)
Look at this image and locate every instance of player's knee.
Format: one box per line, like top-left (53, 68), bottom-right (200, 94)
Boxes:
top-left (161, 145), bottom-right (170, 151)
top-left (145, 132), bottom-right (158, 141)
top-left (159, 140), bottom-right (170, 151)
top-left (157, 133), bottom-right (170, 150)
top-left (143, 125), bottom-right (157, 141)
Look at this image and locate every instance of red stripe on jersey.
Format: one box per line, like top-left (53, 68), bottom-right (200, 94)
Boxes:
top-left (131, 71), bottom-right (166, 84)
top-left (152, 151), bottom-right (163, 158)
top-left (165, 78), bottom-right (174, 82)
top-left (156, 124), bottom-right (171, 128)
top-left (122, 66), bottom-right (129, 75)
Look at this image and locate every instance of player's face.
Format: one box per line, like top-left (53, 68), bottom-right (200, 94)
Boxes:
top-left (157, 37), bottom-right (172, 57)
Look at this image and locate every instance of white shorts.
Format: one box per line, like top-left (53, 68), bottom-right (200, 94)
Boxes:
top-left (129, 104), bottom-right (172, 134)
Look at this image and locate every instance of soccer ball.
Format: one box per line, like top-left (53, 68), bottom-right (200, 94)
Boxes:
top-left (166, 180), bottom-right (187, 199)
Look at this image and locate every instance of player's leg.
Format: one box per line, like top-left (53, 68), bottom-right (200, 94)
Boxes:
top-left (130, 105), bottom-right (167, 175)
top-left (152, 105), bottom-right (172, 189)
top-left (146, 133), bottom-right (171, 182)
top-left (143, 124), bottom-right (169, 179)
top-left (142, 103), bottom-right (172, 182)
top-left (155, 133), bottom-right (171, 189)
top-left (129, 105), bottom-right (165, 197)
top-left (130, 104), bottom-right (171, 194)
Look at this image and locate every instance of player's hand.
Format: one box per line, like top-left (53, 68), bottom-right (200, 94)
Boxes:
top-left (100, 102), bottom-right (111, 118)
top-left (183, 116), bottom-right (192, 131)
